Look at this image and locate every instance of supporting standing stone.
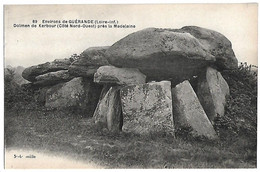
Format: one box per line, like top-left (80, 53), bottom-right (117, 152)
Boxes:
top-left (171, 80), bottom-right (217, 139)
top-left (93, 86), bottom-right (123, 132)
top-left (93, 85), bottom-right (111, 127)
top-left (120, 81), bottom-right (174, 136)
top-left (197, 67), bottom-right (230, 123)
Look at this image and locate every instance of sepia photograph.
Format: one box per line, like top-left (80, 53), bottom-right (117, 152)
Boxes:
top-left (3, 3), bottom-right (258, 169)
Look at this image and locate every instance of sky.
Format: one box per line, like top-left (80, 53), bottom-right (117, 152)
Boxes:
top-left (4, 4), bottom-right (258, 67)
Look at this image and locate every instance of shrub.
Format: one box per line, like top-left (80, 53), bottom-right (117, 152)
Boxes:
top-left (214, 62), bottom-right (257, 150)
top-left (69, 54), bottom-right (80, 63)
top-left (4, 68), bottom-right (35, 110)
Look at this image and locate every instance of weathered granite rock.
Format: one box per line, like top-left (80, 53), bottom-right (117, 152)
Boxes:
top-left (45, 77), bottom-right (102, 116)
top-left (120, 81), bottom-right (174, 136)
top-left (45, 77), bottom-right (84, 108)
top-left (197, 67), bottom-right (230, 123)
top-left (68, 46), bottom-right (110, 77)
top-left (93, 85), bottom-right (111, 127)
top-left (105, 27), bottom-right (216, 83)
top-left (106, 26), bottom-right (238, 82)
top-left (22, 58), bottom-right (72, 82)
top-left (94, 66), bottom-right (146, 85)
top-left (171, 80), bottom-right (217, 139)
top-left (34, 70), bottom-right (74, 86)
top-left (179, 26), bottom-right (238, 70)
top-left (93, 86), bottom-right (123, 132)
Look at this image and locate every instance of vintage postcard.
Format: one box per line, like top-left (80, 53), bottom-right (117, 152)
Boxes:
top-left (3, 4), bottom-right (258, 169)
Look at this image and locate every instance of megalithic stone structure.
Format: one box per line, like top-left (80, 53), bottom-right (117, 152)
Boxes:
top-left (172, 80), bottom-right (218, 140)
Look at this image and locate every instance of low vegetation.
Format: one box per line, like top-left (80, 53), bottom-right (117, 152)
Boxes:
top-left (4, 63), bottom-right (257, 168)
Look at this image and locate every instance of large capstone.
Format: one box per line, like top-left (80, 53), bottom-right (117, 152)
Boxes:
top-left (93, 86), bottom-right (123, 132)
top-left (171, 80), bottom-right (217, 139)
top-left (197, 67), bottom-right (230, 123)
top-left (45, 77), bottom-right (102, 116)
top-left (68, 46), bottom-right (110, 78)
top-left (105, 26), bottom-right (238, 83)
top-left (105, 27), bottom-right (216, 83)
top-left (179, 26), bottom-right (238, 70)
top-left (120, 81), bottom-right (174, 136)
top-left (94, 66), bottom-right (146, 85)
top-left (22, 58), bottom-right (73, 82)
top-left (34, 70), bottom-right (74, 86)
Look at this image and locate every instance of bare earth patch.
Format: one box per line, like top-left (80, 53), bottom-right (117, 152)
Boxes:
top-left (5, 148), bottom-right (102, 169)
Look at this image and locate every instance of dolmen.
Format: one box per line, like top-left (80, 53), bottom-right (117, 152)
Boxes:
top-left (22, 26), bottom-right (237, 139)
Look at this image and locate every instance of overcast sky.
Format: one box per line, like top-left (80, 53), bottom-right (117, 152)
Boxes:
top-left (4, 4), bottom-right (258, 68)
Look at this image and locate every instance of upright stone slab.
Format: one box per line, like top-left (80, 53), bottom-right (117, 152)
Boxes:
top-left (93, 86), bottom-right (123, 132)
top-left (93, 85), bottom-right (112, 127)
top-left (106, 87), bottom-right (123, 132)
top-left (171, 80), bottom-right (217, 139)
top-left (197, 67), bottom-right (230, 123)
top-left (45, 77), bottom-right (102, 116)
top-left (120, 81), bottom-right (174, 136)
top-left (94, 66), bottom-right (146, 85)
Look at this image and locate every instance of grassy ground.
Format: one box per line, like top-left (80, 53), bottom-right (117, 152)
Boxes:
top-left (5, 107), bottom-right (256, 169)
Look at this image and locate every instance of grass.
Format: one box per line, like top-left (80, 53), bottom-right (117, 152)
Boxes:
top-left (5, 106), bottom-right (256, 168)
